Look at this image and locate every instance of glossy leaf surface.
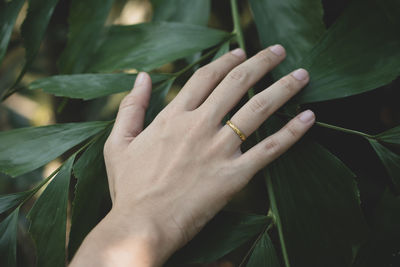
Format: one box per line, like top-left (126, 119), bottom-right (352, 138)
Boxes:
top-left (0, 121), bottom-right (108, 177)
top-left (0, 0), bottom-right (24, 64)
top-left (246, 232), bottom-right (280, 267)
top-left (28, 157), bottom-right (74, 267)
top-left (376, 126), bottom-right (400, 145)
top-left (294, 0), bottom-right (400, 103)
top-left (29, 73), bottom-right (169, 100)
top-left (249, 0), bottom-right (325, 78)
top-left (88, 22), bottom-right (230, 72)
top-left (0, 207), bottom-right (19, 267)
top-left (152, 0), bottom-right (210, 26)
top-left (58, 0), bottom-right (114, 73)
top-left (69, 131), bottom-right (111, 258)
top-left (170, 211), bottom-right (270, 264)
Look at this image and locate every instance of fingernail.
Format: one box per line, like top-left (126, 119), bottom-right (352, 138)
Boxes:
top-left (269, 44), bottom-right (285, 56)
top-left (299, 110), bottom-right (315, 123)
top-left (134, 72), bottom-right (146, 87)
top-left (231, 48), bottom-right (246, 58)
top-left (292, 68), bottom-right (308, 81)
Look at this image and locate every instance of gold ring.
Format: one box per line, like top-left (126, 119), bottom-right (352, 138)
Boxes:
top-left (226, 120), bottom-right (246, 141)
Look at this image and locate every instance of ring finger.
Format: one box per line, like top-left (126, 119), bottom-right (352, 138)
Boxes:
top-left (219, 68), bottom-right (309, 150)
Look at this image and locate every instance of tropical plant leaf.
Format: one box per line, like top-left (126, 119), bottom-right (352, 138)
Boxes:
top-left (58, 0), bottom-right (114, 74)
top-left (294, 0), bottom-right (400, 104)
top-left (263, 117), bottom-right (367, 267)
top-left (27, 156), bottom-right (74, 267)
top-left (152, 0), bottom-right (211, 26)
top-left (0, 121), bottom-right (109, 177)
top-left (169, 211), bottom-right (270, 265)
top-left (0, 190), bottom-right (32, 215)
top-left (145, 78), bottom-right (175, 125)
top-left (88, 22), bottom-right (230, 72)
top-left (212, 41), bottom-right (230, 61)
top-left (246, 232), bottom-right (280, 267)
top-left (249, 0), bottom-right (325, 78)
top-left (0, 207), bottom-right (19, 267)
top-left (376, 126), bottom-right (400, 145)
top-left (28, 73), bottom-right (169, 100)
top-left (21, 0), bottom-right (59, 64)
top-left (369, 140), bottom-right (400, 191)
top-left (68, 131), bottom-right (111, 259)
top-left (0, 0), bottom-right (25, 64)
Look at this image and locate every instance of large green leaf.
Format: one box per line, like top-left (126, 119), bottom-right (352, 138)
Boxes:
top-left (21, 0), bottom-right (59, 64)
top-left (88, 22), bottom-right (230, 72)
top-left (369, 140), bottom-right (400, 191)
top-left (27, 156), bottom-right (74, 267)
top-left (28, 73), bottom-right (169, 100)
top-left (145, 78), bottom-right (175, 125)
top-left (0, 207), bottom-right (19, 267)
top-left (58, 0), bottom-right (114, 73)
top-left (246, 232), bottom-right (280, 267)
top-left (169, 211), bottom-right (270, 265)
top-left (0, 190), bottom-right (32, 215)
top-left (263, 117), bottom-right (367, 267)
top-left (0, 0), bottom-right (24, 64)
top-left (294, 0), bottom-right (400, 104)
top-left (0, 121), bottom-right (109, 177)
top-left (68, 131), bottom-right (111, 259)
top-left (249, 0), bottom-right (325, 78)
top-left (152, 0), bottom-right (210, 26)
top-left (376, 126), bottom-right (400, 145)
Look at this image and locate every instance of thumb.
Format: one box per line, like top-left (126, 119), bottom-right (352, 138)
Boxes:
top-left (111, 72), bottom-right (152, 145)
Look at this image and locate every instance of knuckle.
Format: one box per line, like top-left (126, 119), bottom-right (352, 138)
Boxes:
top-left (258, 49), bottom-right (277, 65)
top-left (248, 95), bottom-right (270, 114)
top-left (284, 123), bottom-right (300, 138)
top-left (194, 66), bottom-right (220, 80)
top-left (278, 76), bottom-right (297, 94)
top-left (228, 67), bottom-right (248, 82)
top-left (264, 138), bottom-right (281, 156)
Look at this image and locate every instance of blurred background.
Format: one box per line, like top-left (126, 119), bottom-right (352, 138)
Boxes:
top-left (0, 0), bottom-right (399, 266)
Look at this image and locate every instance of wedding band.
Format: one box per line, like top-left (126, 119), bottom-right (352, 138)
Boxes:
top-left (226, 120), bottom-right (246, 141)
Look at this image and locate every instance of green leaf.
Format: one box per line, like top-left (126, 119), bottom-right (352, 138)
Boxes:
top-left (212, 41), bottom-right (230, 61)
top-left (369, 140), bottom-right (400, 190)
top-left (0, 190), bottom-right (32, 215)
top-left (28, 73), bottom-right (169, 100)
top-left (169, 211), bottom-right (270, 265)
top-left (88, 22), bottom-right (230, 72)
top-left (145, 78), bottom-right (175, 125)
top-left (21, 0), bottom-right (59, 64)
top-left (152, 0), bottom-right (210, 26)
top-left (0, 207), bottom-right (19, 267)
top-left (246, 232), bottom-right (280, 267)
top-left (58, 0), bottom-right (114, 73)
top-left (28, 156), bottom-right (74, 267)
top-left (0, 0), bottom-right (25, 64)
top-left (68, 131), bottom-right (111, 259)
top-left (264, 117), bottom-right (367, 267)
top-left (249, 0), bottom-right (325, 78)
top-left (376, 126), bottom-right (400, 145)
top-left (0, 121), bottom-right (108, 177)
top-left (294, 0), bottom-right (400, 104)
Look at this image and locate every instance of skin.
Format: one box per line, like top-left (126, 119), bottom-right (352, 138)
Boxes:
top-left (70, 45), bottom-right (315, 267)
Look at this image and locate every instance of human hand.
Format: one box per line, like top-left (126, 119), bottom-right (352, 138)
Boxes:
top-left (70, 45), bottom-right (315, 267)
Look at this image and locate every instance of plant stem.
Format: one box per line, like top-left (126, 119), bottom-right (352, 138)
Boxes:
top-left (230, 0), bottom-right (246, 51)
top-left (276, 112), bottom-right (376, 139)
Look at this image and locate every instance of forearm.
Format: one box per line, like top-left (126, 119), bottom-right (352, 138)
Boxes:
top-left (69, 209), bottom-right (168, 267)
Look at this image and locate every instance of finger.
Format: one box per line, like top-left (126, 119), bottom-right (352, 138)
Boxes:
top-left (220, 68), bottom-right (309, 149)
top-left (110, 72), bottom-right (152, 145)
top-left (172, 48), bottom-right (247, 110)
top-left (237, 110), bottom-right (315, 177)
top-left (200, 45), bottom-right (286, 122)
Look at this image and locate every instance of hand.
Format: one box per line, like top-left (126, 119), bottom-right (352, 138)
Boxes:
top-left (70, 45), bottom-right (315, 267)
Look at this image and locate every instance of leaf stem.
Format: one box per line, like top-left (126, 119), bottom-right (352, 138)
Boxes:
top-left (277, 112), bottom-right (376, 139)
top-left (230, 0), bottom-right (246, 51)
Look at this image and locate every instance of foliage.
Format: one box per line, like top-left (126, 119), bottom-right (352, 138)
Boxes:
top-left (0, 0), bottom-right (399, 266)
